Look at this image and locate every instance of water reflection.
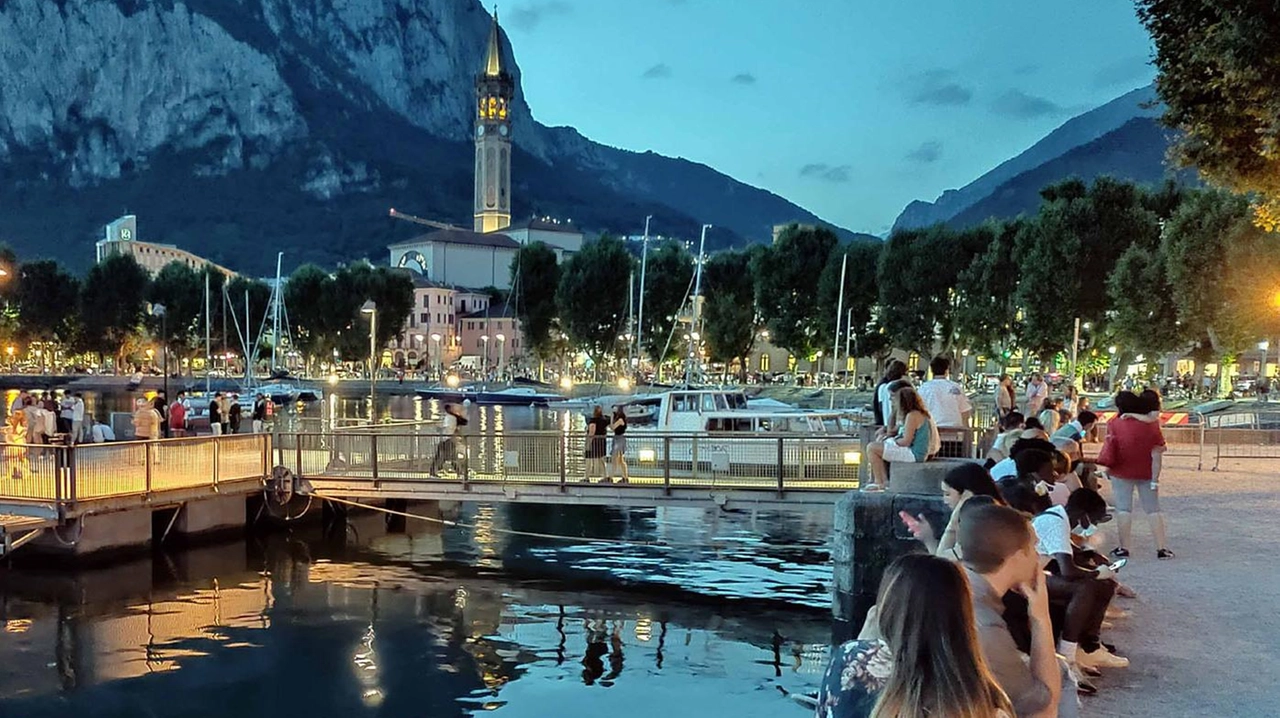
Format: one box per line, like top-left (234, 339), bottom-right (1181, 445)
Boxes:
top-left (0, 538), bottom-right (828, 718)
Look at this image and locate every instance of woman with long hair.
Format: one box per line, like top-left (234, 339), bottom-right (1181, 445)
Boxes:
top-left (901, 463), bottom-right (1006, 559)
top-left (865, 386), bottom-right (934, 492)
top-left (815, 554), bottom-right (1014, 718)
top-left (1097, 390), bottom-right (1173, 559)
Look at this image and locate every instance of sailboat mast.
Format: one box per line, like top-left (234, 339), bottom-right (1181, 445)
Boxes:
top-left (245, 290), bottom-right (251, 384)
top-left (830, 252), bottom-right (847, 410)
top-left (204, 271), bottom-right (211, 393)
top-left (685, 224), bottom-right (710, 385)
top-left (635, 215), bottom-right (651, 375)
top-left (271, 252), bottom-right (283, 371)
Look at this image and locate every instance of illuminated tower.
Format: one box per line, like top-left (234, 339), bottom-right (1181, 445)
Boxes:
top-left (474, 10), bottom-right (513, 233)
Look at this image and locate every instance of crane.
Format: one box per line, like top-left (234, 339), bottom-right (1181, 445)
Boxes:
top-left (388, 208), bottom-right (465, 232)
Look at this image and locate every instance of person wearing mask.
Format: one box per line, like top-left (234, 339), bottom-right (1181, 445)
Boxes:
top-left (918, 355), bottom-right (973, 430)
top-left (1024, 373), bottom-right (1048, 416)
top-left (252, 393), bottom-right (268, 433)
top-left (132, 398), bottom-right (160, 441)
top-left (228, 394), bottom-right (243, 434)
top-left (1096, 390), bottom-right (1173, 560)
top-left (582, 405), bottom-right (609, 482)
top-left (865, 386), bottom-right (935, 492)
top-left (873, 360), bottom-right (908, 427)
top-left (71, 393), bottom-right (85, 444)
top-left (429, 403), bottom-right (466, 477)
top-left (169, 393), bottom-right (188, 438)
top-left (996, 374), bottom-right (1016, 422)
top-left (957, 504), bottom-right (1062, 717)
top-left (605, 405), bottom-right (628, 484)
top-left (209, 393), bottom-right (224, 436)
top-left (815, 554), bottom-right (1015, 718)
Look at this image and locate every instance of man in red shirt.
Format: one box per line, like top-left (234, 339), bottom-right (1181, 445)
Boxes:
top-left (169, 392), bottom-right (188, 438)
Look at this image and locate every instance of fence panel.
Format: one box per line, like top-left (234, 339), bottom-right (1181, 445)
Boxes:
top-left (0, 443), bottom-right (62, 501)
top-left (217, 434), bottom-right (270, 483)
top-left (150, 438), bottom-right (216, 492)
top-left (72, 442), bottom-right (149, 499)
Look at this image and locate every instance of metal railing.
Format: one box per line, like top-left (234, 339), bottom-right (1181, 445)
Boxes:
top-left (274, 429), bottom-right (865, 494)
top-left (0, 434), bottom-right (272, 506)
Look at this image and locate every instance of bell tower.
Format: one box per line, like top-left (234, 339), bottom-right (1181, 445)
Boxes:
top-left (474, 10), bottom-right (514, 233)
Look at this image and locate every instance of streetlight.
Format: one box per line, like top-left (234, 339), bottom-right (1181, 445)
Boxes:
top-left (430, 333), bottom-right (442, 380)
top-left (496, 333), bottom-right (506, 381)
top-left (151, 303), bottom-right (168, 432)
top-left (481, 335), bottom-right (490, 377)
top-left (361, 300), bottom-right (377, 421)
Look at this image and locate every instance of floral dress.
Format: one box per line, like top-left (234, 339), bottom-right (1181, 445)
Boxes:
top-left (814, 639), bottom-right (892, 718)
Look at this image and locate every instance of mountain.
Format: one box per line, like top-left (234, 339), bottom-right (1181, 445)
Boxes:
top-left (893, 85), bottom-right (1163, 231)
top-left (0, 0), bottom-right (852, 275)
top-left (946, 116), bottom-right (1192, 227)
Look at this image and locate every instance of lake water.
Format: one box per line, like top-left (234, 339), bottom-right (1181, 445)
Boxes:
top-left (0, 390), bottom-right (838, 717)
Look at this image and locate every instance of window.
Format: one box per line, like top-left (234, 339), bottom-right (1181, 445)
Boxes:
top-left (422, 295), bottom-right (429, 308)
top-left (672, 394), bottom-right (694, 412)
top-left (420, 312), bottom-right (428, 323)
top-left (701, 394), bottom-right (718, 412)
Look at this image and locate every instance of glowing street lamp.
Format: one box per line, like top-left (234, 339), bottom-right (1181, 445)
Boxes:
top-left (430, 333), bottom-right (442, 379)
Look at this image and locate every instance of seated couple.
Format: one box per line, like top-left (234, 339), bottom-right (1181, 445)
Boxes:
top-left (864, 383), bottom-right (940, 491)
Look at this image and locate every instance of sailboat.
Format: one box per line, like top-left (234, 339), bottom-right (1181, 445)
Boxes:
top-left (255, 252), bottom-right (323, 405)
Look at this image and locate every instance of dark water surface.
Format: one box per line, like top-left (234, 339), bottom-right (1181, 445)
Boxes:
top-left (1, 395), bottom-right (836, 717)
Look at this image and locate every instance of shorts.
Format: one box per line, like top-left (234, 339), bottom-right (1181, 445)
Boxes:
top-left (882, 441), bottom-right (919, 463)
top-left (611, 436), bottom-right (627, 457)
top-left (1111, 476), bottom-right (1160, 513)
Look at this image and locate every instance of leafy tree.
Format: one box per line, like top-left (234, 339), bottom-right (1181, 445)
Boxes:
top-left (756, 224), bottom-right (838, 361)
top-left (556, 234), bottom-right (634, 369)
top-left (322, 262), bottom-right (413, 364)
top-left (510, 242), bottom-right (561, 361)
top-left (639, 240), bottom-right (694, 364)
top-left (0, 243), bottom-right (19, 344)
top-left (1107, 243), bottom-right (1186, 357)
top-left (148, 261), bottom-right (205, 361)
top-left (1013, 206), bottom-right (1079, 362)
top-left (954, 220), bottom-right (1022, 358)
top-left (877, 225), bottom-right (984, 355)
top-left (15, 260), bottom-right (80, 350)
top-left (284, 263), bottom-right (335, 368)
top-left (817, 241), bottom-right (882, 361)
top-left (78, 253), bottom-right (151, 370)
top-left (702, 250), bottom-right (757, 381)
top-left (1136, 1), bottom-right (1280, 226)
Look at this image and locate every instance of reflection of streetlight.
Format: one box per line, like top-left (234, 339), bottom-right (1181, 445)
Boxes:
top-left (430, 333), bottom-right (442, 380)
top-left (361, 300), bottom-right (377, 421)
top-left (495, 333), bottom-right (505, 380)
top-left (5, 346), bottom-right (12, 370)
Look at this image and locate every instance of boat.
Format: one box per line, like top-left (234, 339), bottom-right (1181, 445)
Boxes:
top-left (256, 381), bottom-right (323, 405)
top-left (415, 384), bottom-right (477, 403)
top-left (629, 387), bottom-right (864, 477)
top-left (474, 386), bottom-right (567, 406)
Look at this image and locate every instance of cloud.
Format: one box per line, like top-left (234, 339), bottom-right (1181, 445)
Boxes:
top-left (906, 140), bottom-right (943, 164)
top-left (641, 63), bottom-right (673, 79)
top-left (991, 90), bottom-right (1067, 118)
top-left (730, 72), bottom-right (756, 85)
top-left (799, 163), bottom-right (852, 183)
top-left (1092, 54), bottom-right (1153, 88)
top-left (903, 69), bottom-right (973, 106)
top-left (507, 1), bottom-right (571, 31)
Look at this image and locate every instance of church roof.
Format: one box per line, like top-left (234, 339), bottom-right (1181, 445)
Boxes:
top-left (484, 11), bottom-right (503, 77)
top-left (507, 217), bottom-right (582, 234)
top-left (389, 229), bottom-right (520, 250)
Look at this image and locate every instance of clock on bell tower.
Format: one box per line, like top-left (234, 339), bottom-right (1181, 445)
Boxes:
top-left (474, 10), bottom-right (514, 234)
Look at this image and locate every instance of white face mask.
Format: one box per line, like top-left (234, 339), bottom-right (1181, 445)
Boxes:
top-left (1072, 524), bottom-right (1098, 539)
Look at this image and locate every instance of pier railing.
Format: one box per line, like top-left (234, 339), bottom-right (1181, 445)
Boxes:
top-left (0, 434), bottom-right (272, 506)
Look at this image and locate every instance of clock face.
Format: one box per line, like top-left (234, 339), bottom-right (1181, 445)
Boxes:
top-left (476, 125), bottom-right (485, 137)
top-left (498, 124), bottom-right (509, 137)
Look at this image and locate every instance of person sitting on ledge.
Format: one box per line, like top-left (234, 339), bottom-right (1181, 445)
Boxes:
top-left (900, 463), bottom-right (1005, 559)
top-left (814, 554), bottom-right (1015, 718)
top-left (986, 411), bottom-right (1026, 466)
top-left (865, 385), bottom-right (935, 492)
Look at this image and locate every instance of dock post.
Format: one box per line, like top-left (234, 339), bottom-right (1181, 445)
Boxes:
top-left (662, 437), bottom-right (672, 495)
top-left (559, 437), bottom-right (567, 491)
top-left (775, 437), bottom-right (785, 499)
top-left (145, 442), bottom-right (153, 496)
top-left (370, 434), bottom-right (380, 484)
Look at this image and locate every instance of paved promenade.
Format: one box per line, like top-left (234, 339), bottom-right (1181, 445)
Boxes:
top-left (1092, 454), bottom-right (1280, 716)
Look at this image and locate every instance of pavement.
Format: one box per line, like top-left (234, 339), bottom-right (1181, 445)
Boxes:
top-left (1089, 453), bottom-right (1280, 716)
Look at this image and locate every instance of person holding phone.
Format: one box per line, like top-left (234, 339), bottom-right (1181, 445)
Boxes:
top-left (900, 463), bottom-right (1004, 559)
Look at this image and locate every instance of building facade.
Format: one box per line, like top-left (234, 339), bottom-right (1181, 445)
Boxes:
top-left (95, 215), bottom-right (237, 278)
top-left (386, 277), bottom-right (527, 375)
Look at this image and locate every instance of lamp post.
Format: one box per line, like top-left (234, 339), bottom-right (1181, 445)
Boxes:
top-left (481, 335), bottom-right (490, 378)
top-left (361, 300), bottom-right (377, 421)
top-left (151, 303), bottom-right (168, 432)
top-left (496, 333), bottom-right (506, 381)
top-left (430, 333), bottom-right (442, 380)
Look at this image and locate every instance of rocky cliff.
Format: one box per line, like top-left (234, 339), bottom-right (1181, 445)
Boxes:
top-left (0, 0), bottom-right (852, 274)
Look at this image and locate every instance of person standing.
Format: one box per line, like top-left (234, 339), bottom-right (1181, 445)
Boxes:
top-left (995, 375), bottom-right (1016, 422)
top-left (132, 398), bottom-right (160, 440)
top-left (873, 360), bottom-right (908, 427)
top-left (605, 406), bottom-right (628, 484)
top-left (582, 406), bottom-right (609, 482)
top-left (23, 397), bottom-right (44, 446)
top-left (252, 393), bottom-right (268, 433)
top-left (1096, 390), bottom-right (1174, 560)
top-left (209, 393), bottom-right (223, 436)
top-left (58, 394), bottom-right (76, 437)
top-left (1025, 373), bottom-right (1048, 416)
top-left (153, 391), bottom-right (169, 438)
top-left (918, 356), bottom-right (973, 430)
top-left (218, 393), bottom-right (231, 436)
top-left (429, 403), bottom-right (466, 477)
top-left (228, 394), bottom-right (243, 434)
top-left (71, 393), bottom-right (85, 444)
top-left (169, 393), bottom-right (188, 438)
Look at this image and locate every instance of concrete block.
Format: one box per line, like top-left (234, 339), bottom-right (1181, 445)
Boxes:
top-left (887, 458), bottom-right (977, 495)
top-left (32, 509), bottom-right (152, 557)
top-left (175, 496), bottom-right (247, 536)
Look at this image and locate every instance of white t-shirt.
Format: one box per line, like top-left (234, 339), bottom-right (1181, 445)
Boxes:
top-left (441, 413), bottom-right (458, 437)
top-left (1032, 505), bottom-right (1073, 557)
top-left (877, 382), bottom-right (895, 425)
top-left (990, 457), bottom-right (1017, 480)
top-left (72, 398), bottom-right (85, 422)
top-left (918, 377), bottom-right (972, 428)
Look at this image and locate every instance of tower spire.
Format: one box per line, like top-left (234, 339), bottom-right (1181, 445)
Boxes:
top-left (484, 8), bottom-right (502, 77)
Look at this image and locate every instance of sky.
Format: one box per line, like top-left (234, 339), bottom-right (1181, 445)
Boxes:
top-left (500, 0), bottom-right (1157, 235)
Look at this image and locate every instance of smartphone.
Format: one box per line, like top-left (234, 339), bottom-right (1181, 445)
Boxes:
top-left (1107, 557), bottom-right (1128, 572)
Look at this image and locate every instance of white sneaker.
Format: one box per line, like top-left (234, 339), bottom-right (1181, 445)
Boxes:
top-left (862, 483), bottom-right (883, 492)
top-left (1078, 648), bottom-right (1130, 670)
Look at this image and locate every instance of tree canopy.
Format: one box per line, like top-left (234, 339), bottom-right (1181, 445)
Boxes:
top-left (510, 242), bottom-right (561, 361)
top-left (556, 234), bottom-right (634, 367)
top-left (756, 224), bottom-right (838, 359)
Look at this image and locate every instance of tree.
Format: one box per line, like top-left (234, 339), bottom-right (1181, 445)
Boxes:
top-left (556, 234), bottom-right (633, 369)
top-left (954, 220), bottom-right (1022, 358)
top-left (1107, 243), bottom-right (1186, 358)
top-left (702, 250), bottom-right (757, 381)
top-left (78, 253), bottom-right (151, 370)
top-left (1136, 1), bottom-right (1280, 226)
top-left (817, 241), bottom-right (882, 361)
top-left (15, 260), bottom-right (80, 351)
top-left (510, 242), bottom-right (561, 362)
top-left (756, 224), bottom-right (838, 361)
top-left (639, 240), bottom-right (694, 364)
top-left (877, 225), bottom-right (984, 355)
top-left (148, 261), bottom-right (205, 361)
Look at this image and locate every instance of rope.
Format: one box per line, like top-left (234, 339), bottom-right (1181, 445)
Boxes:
top-left (310, 493), bottom-right (673, 548)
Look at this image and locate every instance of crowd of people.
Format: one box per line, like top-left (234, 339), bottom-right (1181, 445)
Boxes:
top-left (819, 358), bottom-right (1175, 717)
